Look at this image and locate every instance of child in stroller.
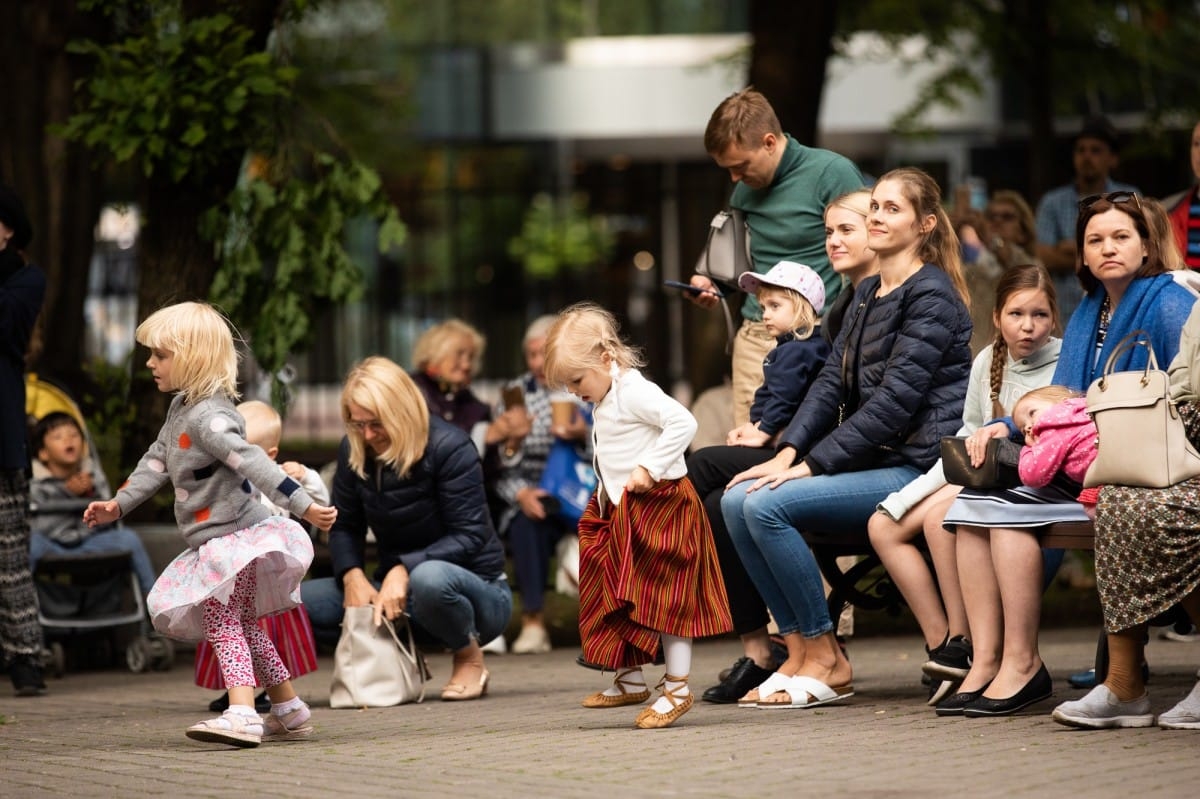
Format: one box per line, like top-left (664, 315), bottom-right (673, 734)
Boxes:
top-left (29, 411), bottom-right (158, 595)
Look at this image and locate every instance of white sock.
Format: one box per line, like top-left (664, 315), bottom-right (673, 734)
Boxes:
top-left (601, 667), bottom-right (646, 697)
top-left (272, 696), bottom-right (305, 716)
top-left (650, 635), bottom-right (691, 713)
top-left (662, 635), bottom-right (692, 678)
top-left (224, 704), bottom-right (264, 734)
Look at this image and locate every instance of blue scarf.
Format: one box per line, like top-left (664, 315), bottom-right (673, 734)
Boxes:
top-left (1054, 274), bottom-right (1178, 391)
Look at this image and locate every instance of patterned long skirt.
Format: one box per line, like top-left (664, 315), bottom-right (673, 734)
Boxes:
top-left (1095, 401), bottom-right (1200, 633)
top-left (577, 478), bottom-right (732, 670)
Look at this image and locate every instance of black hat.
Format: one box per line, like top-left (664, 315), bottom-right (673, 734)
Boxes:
top-left (0, 183), bottom-right (33, 250)
top-left (1076, 115), bottom-right (1121, 152)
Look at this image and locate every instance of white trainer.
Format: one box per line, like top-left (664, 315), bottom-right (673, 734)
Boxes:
top-left (1051, 685), bottom-right (1154, 729)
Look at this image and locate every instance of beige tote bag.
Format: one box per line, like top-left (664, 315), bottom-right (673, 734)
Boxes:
top-left (329, 605), bottom-right (426, 708)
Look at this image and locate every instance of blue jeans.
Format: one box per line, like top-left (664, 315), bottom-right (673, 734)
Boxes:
top-left (721, 465), bottom-right (919, 638)
top-left (302, 560), bottom-right (512, 651)
top-left (30, 526), bottom-right (158, 596)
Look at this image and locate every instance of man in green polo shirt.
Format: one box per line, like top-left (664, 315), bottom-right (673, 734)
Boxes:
top-left (690, 89), bottom-right (864, 427)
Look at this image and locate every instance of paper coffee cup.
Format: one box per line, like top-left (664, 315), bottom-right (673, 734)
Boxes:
top-left (551, 396), bottom-right (576, 427)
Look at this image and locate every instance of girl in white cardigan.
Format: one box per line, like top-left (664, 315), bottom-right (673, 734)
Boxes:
top-left (544, 303), bottom-right (731, 729)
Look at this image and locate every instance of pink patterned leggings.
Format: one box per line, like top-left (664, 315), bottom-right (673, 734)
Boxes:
top-left (202, 565), bottom-right (291, 690)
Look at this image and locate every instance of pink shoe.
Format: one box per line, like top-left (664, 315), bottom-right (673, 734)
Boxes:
top-left (262, 702), bottom-right (314, 742)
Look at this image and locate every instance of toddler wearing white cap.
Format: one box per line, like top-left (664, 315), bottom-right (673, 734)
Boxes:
top-left (727, 262), bottom-right (830, 448)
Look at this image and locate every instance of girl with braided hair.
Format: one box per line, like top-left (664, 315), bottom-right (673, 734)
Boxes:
top-left (868, 262), bottom-right (1061, 706)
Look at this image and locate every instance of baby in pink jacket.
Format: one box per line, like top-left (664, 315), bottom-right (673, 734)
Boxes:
top-left (1012, 386), bottom-right (1099, 517)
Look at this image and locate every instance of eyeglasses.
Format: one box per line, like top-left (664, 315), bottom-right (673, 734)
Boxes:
top-left (985, 210), bottom-right (1019, 223)
top-left (347, 419), bottom-right (385, 434)
top-left (1078, 191), bottom-right (1142, 212)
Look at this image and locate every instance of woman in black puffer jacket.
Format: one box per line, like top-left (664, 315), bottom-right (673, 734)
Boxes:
top-left (302, 357), bottom-right (511, 702)
top-left (720, 168), bottom-right (972, 708)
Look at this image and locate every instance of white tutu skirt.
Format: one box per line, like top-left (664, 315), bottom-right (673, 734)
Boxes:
top-left (147, 516), bottom-right (314, 642)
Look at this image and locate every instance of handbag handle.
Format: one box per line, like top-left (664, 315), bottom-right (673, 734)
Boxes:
top-left (1096, 329), bottom-right (1158, 390)
top-left (381, 612), bottom-right (429, 688)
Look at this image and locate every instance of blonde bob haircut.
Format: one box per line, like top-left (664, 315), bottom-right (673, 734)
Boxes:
top-left (543, 302), bottom-right (645, 389)
top-left (1012, 384), bottom-right (1082, 425)
top-left (412, 319), bottom-right (485, 381)
top-left (341, 356), bottom-right (430, 479)
top-left (135, 301), bottom-right (240, 403)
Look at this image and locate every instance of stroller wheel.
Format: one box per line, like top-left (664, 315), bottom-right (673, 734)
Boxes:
top-left (148, 637), bottom-right (175, 671)
top-left (40, 643), bottom-right (65, 678)
top-left (126, 638), bottom-right (148, 673)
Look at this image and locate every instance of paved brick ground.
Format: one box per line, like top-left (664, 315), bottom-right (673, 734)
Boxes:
top-left (2, 627), bottom-right (1198, 798)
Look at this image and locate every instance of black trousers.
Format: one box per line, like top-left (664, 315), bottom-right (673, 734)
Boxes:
top-left (686, 445), bottom-right (776, 636)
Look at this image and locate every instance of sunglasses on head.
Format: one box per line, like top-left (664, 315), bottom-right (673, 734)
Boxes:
top-left (1078, 191), bottom-right (1142, 212)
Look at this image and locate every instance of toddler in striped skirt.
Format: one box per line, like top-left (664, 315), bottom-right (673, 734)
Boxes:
top-left (544, 303), bottom-right (732, 729)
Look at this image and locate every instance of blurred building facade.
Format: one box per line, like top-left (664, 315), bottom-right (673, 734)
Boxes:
top-left (84, 5), bottom-right (1189, 442)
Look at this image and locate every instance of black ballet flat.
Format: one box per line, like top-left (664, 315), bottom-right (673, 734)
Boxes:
top-left (962, 664), bottom-right (1053, 717)
top-left (934, 680), bottom-right (992, 717)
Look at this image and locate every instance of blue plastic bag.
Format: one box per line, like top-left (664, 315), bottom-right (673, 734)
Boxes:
top-left (538, 441), bottom-right (597, 525)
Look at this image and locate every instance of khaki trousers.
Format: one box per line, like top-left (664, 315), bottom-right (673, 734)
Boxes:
top-left (730, 319), bottom-right (777, 429)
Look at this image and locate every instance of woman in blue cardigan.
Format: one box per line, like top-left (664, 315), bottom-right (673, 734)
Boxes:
top-left (720, 168), bottom-right (973, 708)
top-left (942, 192), bottom-right (1196, 718)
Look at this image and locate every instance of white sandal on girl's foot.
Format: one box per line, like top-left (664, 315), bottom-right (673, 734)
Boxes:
top-left (263, 701), bottom-right (315, 742)
top-left (186, 709), bottom-right (262, 748)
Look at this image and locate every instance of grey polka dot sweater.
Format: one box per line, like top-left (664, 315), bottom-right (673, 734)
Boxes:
top-left (114, 394), bottom-right (315, 550)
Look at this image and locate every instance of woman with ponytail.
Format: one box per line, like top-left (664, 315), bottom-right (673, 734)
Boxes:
top-left (720, 168), bottom-right (973, 708)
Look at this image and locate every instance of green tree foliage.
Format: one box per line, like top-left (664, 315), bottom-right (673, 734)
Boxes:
top-left (203, 154), bottom-right (406, 406)
top-left (836, 0), bottom-right (1200, 194)
top-left (839, 0), bottom-right (1200, 140)
top-left (507, 192), bottom-right (614, 280)
top-left (56, 0), bottom-right (405, 432)
top-left (58, 11), bottom-right (294, 182)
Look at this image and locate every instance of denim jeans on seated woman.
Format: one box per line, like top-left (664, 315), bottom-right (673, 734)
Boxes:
top-left (721, 465), bottom-right (919, 639)
top-left (301, 559), bottom-right (512, 651)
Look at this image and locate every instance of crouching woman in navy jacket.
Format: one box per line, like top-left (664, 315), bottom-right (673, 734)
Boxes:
top-left (302, 356), bottom-right (512, 701)
top-left (720, 168), bottom-right (972, 709)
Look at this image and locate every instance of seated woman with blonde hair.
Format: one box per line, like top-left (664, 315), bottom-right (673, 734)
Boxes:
top-left (301, 357), bottom-right (513, 700)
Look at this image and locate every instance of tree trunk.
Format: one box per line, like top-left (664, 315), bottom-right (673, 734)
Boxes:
top-left (120, 0), bottom-right (284, 475)
top-left (0, 1), bottom-right (106, 388)
top-left (747, 0), bottom-right (838, 145)
top-left (1009, 0), bottom-right (1056, 199)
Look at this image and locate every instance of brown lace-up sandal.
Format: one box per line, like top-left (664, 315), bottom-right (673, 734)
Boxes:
top-left (634, 674), bottom-right (693, 729)
top-left (581, 667), bottom-right (651, 708)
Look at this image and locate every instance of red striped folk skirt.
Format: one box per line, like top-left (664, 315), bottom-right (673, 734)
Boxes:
top-left (577, 477), bottom-right (732, 670)
top-left (193, 604), bottom-right (318, 690)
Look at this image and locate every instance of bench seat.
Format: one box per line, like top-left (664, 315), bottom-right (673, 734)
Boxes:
top-left (803, 521), bottom-right (1095, 621)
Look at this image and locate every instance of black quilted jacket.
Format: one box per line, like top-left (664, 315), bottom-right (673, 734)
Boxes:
top-left (778, 264), bottom-right (972, 474)
top-left (327, 416), bottom-right (505, 583)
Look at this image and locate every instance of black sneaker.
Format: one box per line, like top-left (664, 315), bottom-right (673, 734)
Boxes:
top-left (702, 656), bottom-right (775, 704)
top-left (927, 676), bottom-right (962, 706)
top-left (208, 691), bottom-right (271, 713)
top-left (10, 655), bottom-right (47, 697)
top-left (922, 635), bottom-right (972, 681)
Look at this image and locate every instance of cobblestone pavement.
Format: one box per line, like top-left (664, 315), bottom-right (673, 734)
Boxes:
top-left (2, 627), bottom-right (1198, 798)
